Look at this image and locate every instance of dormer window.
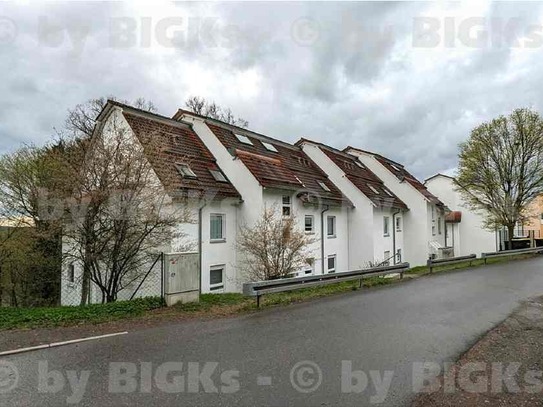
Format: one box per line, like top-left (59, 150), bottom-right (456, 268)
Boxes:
top-left (175, 163), bottom-right (197, 178)
top-left (262, 141), bottom-right (278, 152)
top-left (210, 169), bottom-right (228, 182)
top-left (368, 184), bottom-right (380, 194)
top-left (318, 181), bottom-right (331, 192)
top-left (234, 133), bottom-right (253, 145)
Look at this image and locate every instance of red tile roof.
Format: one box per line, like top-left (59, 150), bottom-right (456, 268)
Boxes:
top-left (346, 146), bottom-right (444, 206)
top-left (299, 140), bottom-right (408, 210)
top-left (202, 123), bottom-right (351, 206)
top-left (114, 105), bottom-right (240, 200)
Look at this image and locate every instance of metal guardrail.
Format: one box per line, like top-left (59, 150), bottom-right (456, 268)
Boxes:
top-left (481, 246), bottom-right (543, 264)
top-left (427, 254), bottom-right (477, 273)
top-left (243, 262), bottom-right (410, 307)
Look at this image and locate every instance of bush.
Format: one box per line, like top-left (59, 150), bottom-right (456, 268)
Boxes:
top-left (0, 297), bottom-right (164, 330)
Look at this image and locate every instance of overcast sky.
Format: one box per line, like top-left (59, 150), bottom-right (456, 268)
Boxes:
top-left (1, 1), bottom-right (543, 179)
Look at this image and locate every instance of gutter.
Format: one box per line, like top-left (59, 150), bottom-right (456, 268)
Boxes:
top-left (198, 201), bottom-right (207, 295)
top-left (321, 204), bottom-right (330, 275)
top-left (392, 209), bottom-right (401, 264)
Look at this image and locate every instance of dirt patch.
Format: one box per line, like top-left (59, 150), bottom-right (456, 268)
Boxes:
top-left (413, 297), bottom-right (543, 407)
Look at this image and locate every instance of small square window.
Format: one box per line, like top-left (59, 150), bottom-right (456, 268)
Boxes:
top-left (262, 141), bottom-right (278, 152)
top-left (282, 196), bottom-right (292, 216)
top-left (209, 169), bottom-right (228, 182)
top-left (327, 216), bottom-right (336, 237)
top-left (368, 184), bottom-right (380, 195)
top-left (383, 216), bottom-right (390, 236)
top-left (175, 163), bottom-right (197, 178)
top-left (68, 264), bottom-right (75, 283)
top-left (327, 255), bottom-right (336, 273)
top-left (210, 214), bottom-right (225, 242)
top-left (305, 215), bottom-right (314, 233)
top-left (234, 134), bottom-right (253, 145)
top-left (210, 265), bottom-right (225, 291)
top-left (318, 181), bottom-right (331, 192)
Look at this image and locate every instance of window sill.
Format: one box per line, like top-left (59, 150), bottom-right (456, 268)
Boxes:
top-left (305, 231), bottom-right (315, 235)
top-left (210, 239), bottom-right (226, 244)
top-left (327, 235), bottom-right (337, 239)
top-left (67, 283), bottom-right (75, 289)
top-left (210, 286), bottom-right (224, 292)
top-left (328, 270), bottom-right (336, 274)
top-left (383, 234), bottom-right (390, 237)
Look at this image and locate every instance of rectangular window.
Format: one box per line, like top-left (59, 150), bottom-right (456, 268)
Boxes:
top-left (396, 249), bottom-right (402, 263)
top-left (303, 259), bottom-right (314, 275)
top-left (305, 215), bottom-right (314, 233)
top-left (68, 264), bottom-right (75, 283)
top-left (327, 216), bottom-right (336, 237)
top-left (395, 216), bottom-right (402, 232)
top-left (327, 255), bottom-right (336, 273)
top-left (282, 196), bottom-right (292, 216)
top-left (209, 265), bottom-right (225, 291)
top-left (383, 216), bottom-right (390, 236)
top-left (438, 217), bottom-right (442, 235)
top-left (234, 133), bottom-right (253, 145)
top-left (384, 251), bottom-right (391, 266)
top-left (210, 214), bottom-right (225, 242)
top-left (209, 169), bottom-right (227, 182)
top-left (175, 163), bottom-right (197, 178)
top-left (262, 141), bottom-right (278, 152)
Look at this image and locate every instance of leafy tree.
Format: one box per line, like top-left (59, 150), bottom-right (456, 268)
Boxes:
top-left (237, 206), bottom-right (315, 281)
top-left (185, 96), bottom-right (249, 128)
top-left (456, 108), bottom-right (543, 249)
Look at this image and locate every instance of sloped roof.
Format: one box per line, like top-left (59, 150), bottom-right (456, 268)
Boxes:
top-left (346, 146), bottom-right (444, 206)
top-left (192, 120), bottom-right (351, 206)
top-left (298, 139), bottom-right (408, 210)
top-left (104, 101), bottom-right (241, 200)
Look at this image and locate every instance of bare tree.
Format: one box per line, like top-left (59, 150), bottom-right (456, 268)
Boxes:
top-left (456, 108), bottom-right (543, 249)
top-left (63, 112), bottom-right (192, 303)
top-left (237, 206), bottom-right (315, 281)
top-left (185, 96), bottom-right (249, 128)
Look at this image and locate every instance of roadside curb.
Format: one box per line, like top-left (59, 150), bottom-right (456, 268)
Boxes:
top-left (0, 331), bottom-right (128, 357)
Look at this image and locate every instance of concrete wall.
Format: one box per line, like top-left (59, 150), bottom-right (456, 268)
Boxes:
top-left (425, 175), bottom-right (496, 257)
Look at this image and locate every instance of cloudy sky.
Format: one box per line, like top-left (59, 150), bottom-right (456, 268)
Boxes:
top-left (1, 1), bottom-right (543, 179)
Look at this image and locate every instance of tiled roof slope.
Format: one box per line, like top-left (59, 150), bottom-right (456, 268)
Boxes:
top-left (300, 140), bottom-right (408, 210)
top-left (346, 146), bottom-right (443, 206)
top-left (201, 122), bottom-right (350, 206)
top-left (118, 107), bottom-right (240, 200)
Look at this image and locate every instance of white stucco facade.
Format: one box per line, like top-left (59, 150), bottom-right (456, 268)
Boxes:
top-left (425, 174), bottom-right (497, 257)
top-left (346, 149), bottom-right (446, 267)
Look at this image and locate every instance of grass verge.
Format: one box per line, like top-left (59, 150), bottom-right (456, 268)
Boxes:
top-left (1, 253), bottom-right (539, 331)
top-left (0, 297), bottom-right (164, 330)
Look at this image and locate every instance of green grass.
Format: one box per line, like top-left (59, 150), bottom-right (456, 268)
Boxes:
top-left (2, 253), bottom-right (539, 331)
top-left (0, 297), bottom-right (164, 330)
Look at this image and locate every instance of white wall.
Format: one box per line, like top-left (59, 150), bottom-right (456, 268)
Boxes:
top-left (348, 150), bottom-right (442, 267)
top-left (425, 175), bottom-right (496, 257)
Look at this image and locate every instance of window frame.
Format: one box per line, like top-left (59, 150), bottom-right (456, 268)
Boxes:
top-left (368, 184), bottom-right (380, 195)
top-left (209, 264), bottom-right (225, 291)
top-left (175, 163), bottom-right (197, 179)
top-left (304, 215), bottom-right (315, 234)
top-left (209, 169), bottom-right (228, 183)
top-left (327, 215), bottom-right (336, 238)
top-left (234, 133), bottom-right (253, 145)
top-left (262, 141), bottom-right (278, 152)
top-left (68, 263), bottom-right (75, 284)
top-left (438, 217), bottom-right (442, 235)
top-left (210, 213), bottom-right (226, 243)
top-left (383, 216), bottom-right (390, 237)
top-left (395, 216), bottom-right (402, 232)
top-left (317, 181), bottom-right (331, 192)
top-left (303, 258), bottom-right (315, 275)
top-left (282, 195), bottom-right (292, 217)
top-left (327, 254), bottom-right (337, 273)
top-left (384, 250), bottom-right (391, 266)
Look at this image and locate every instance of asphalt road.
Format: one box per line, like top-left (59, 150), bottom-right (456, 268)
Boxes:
top-left (3, 257), bottom-right (543, 406)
